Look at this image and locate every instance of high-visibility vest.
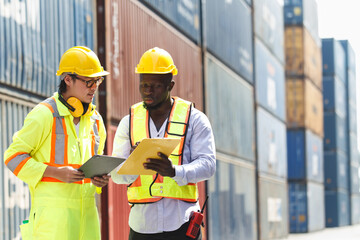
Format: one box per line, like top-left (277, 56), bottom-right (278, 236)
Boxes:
top-left (127, 97), bottom-right (198, 204)
top-left (4, 94), bottom-right (105, 240)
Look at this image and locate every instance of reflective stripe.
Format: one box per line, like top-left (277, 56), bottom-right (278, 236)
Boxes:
top-left (5, 152), bottom-right (32, 176)
top-left (91, 117), bottom-right (100, 155)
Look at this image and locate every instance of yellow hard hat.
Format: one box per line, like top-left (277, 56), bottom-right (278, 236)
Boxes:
top-left (135, 47), bottom-right (178, 75)
top-left (56, 46), bottom-right (109, 77)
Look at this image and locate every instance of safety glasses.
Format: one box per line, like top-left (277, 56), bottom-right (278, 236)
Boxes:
top-left (71, 75), bottom-right (104, 88)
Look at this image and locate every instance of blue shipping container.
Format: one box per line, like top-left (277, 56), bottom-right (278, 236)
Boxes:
top-left (347, 71), bottom-right (356, 107)
top-left (208, 160), bottom-right (257, 240)
top-left (254, 0), bottom-right (284, 63)
top-left (257, 107), bottom-right (287, 178)
top-left (340, 40), bottom-right (356, 73)
top-left (287, 129), bottom-right (324, 183)
top-left (323, 112), bottom-right (347, 153)
top-left (325, 189), bottom-right (350, 227)
top-left (140, 0), bottom-right (201, 43)
top-left (205, 0), bottom-right (253, 83)
top-left (350, 164), bottom-right (360, 194)
top-left (322, 38), bottom-right (346, 82)
top-left (255, 39), bottom-right (286, 121)
top-left (322, 76), bottom-right (346, 118)
top-left (0, 96), bottom-right (34, 240)
top-left (288, 181), bottom-right (325, 233)
top-left (351, 194), bottom-right (360, 224)
top-left (0, 0), bottom-right (95, 97)
top-left (205, 54), bottom-right (255, 162)
top-left (324, 150), bottom-right (348, 190)
top-left (283, 0), bottom-right (320, 46)
top-left (349, 132), bottom-right (358, 166)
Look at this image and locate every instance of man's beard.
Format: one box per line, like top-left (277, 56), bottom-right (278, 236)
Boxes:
top-left (143, 101), bottom-right (162, 110)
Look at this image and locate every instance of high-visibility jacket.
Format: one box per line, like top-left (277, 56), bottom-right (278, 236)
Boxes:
top-left (4, 93), bottom-right (106, 240)
top-left (127, 97), bottom-right (198, 204)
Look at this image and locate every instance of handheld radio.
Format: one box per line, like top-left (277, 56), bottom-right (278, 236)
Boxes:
top-left (186, 196), bottom-right (208, 239)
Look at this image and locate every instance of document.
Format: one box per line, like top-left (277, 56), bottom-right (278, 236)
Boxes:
top-left (79, 155), bottom-right (125, 178)
top-left (117, 138), bottom-right (181, 175)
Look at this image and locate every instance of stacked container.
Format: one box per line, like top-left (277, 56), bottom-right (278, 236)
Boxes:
top-left (322, 38), bottom-right (350, 227)
top-left (253, 0), bottom-right (288, 239)
top-left (0, 1), bottom-right (95, 239)
top-left (204, 0), bottom-right (257, 239)
top-left (339, 40), bottom-right (360, 225)
top-left (284, 0), bottom-right (325, 233)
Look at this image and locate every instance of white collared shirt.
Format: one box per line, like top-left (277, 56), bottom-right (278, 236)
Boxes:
top-left (111, 107), bottom-right (216, 233)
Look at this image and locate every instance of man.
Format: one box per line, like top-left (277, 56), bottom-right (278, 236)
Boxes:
top-left (111, 47), bottom-right (216, 240)
top-left (4, 46), bottom-right (110, 239)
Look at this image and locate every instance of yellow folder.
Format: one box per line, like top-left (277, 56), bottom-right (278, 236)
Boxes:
top-left (117, 138), bottom-right (181, 175)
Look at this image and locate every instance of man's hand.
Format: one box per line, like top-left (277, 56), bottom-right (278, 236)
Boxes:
top-left (91, 175), bottom-right (111, 187)
top-left (44, 166), bottom-right (85, 183)
top-left (143, 152), bottom-right (175, 177)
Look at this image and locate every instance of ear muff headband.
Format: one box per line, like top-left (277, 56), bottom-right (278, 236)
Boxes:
top-left (58, 94), bottom-right (93, 117)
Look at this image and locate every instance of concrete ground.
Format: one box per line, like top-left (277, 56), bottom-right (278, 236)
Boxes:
top-left (275, 224), bottom-right (360, 240)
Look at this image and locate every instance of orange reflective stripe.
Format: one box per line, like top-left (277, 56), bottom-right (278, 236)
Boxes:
top-left (91, 130), bottom-right (95, 156)
top-left (61, 118), bottom-right (68, 165)
top-left (5, 151), bottom-right (28, 165)
top-left (129, 197), bottom-right (162, 203)
top-left (155, 174), bottom-right (163, 183)
top-left (50, 117), bottom-right (57, 164)
top-left (41, 177), bottom-right (91, 184)
top-left (13, 157), bottom-right (31, 176)
top-left (44, 162), bottom-right (82, 168)
top-left (131, 177), bottom-right (142, 187)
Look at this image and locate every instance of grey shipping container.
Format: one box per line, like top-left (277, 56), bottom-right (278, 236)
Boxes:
top-left (325, 189), bottom-right (350, 227)
top-left (257, 107), bottom-right (287, 178)
top-left (322, 38), bottom-right (346, 82)
top-left (340, 40), bottom-right (356, 74)
top-left (0, 95), bottom-right (36, 240)
top-left (205, 54), bottom-right (255, 162)
top-left (139, 0), bottom-right (201, 43)
top-left (258, 176), bottom-right (288, 240)
top-left (255, 38), bottom-right (286, 121)
top-left (254, 0), bottom-right (284, 63)
top-left (323, 76), bottom-right (346, 118)
top-left (208, 158), bottom-right (257, 240)
top-left (0, 0), bottom-right (95, 97)
top-left (349, 132), bottom-right (359, 166)
top-left (351, 194), bottom-right (360, 224)
top-left (349, 163), bottom-right (360, 194)
top-left (205, 0), bottom-right (253, 83)
top-left (347, 71), bottom-right (356, 107)
top-left (288, 181), bottom-right (325, 233)
top-left (324, 150), bottom-right (348, 191)
top-left (284, 0), bottom-right (320, 47)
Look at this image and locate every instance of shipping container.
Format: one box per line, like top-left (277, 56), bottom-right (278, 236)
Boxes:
top-left (284, 26), bottom-right (322, 89)
top-left (287, 129), bottom-right (324, 183)
top-left (254, 0), bottom-right (284, 63)
top-left (283, 0), bottom-right (320, 46)
top-left (139, 0), bottom-right (201, 44)
top-left (347, 71), bottom-right (357, 108)
top-left (257, 107), bottom-right (287, 178)
top-left (105, 0), bottom-right (203, 124)
top-left (349, 132), bottom-right (359, 166)
top-left (324, 150), bottom-right (348, 191)
top-left (0, 94), bottom-right (37, 240)
top-left (258, 175), bottom-right (288, 240)
top-left (322, 38), bottom-right (346, 82)
top-left (323, 112), bottom-right (347, 153)
top-left (325, 189), bottom-right (350, 227)
top-left (205, 54), bottom-right (255, 162)
top-left (205, 0), bottom-right (253, 83)
top-left (0, 0), bottom-right (95, 97)
top-left (349, 163), bottom-right (360, 194)
top-left (323, 75), bottom-right (346, 118)
top-left (350, 194), bottom-right (360, 224)
top-left (286, 78), bottom-right (323, 137)
top-left (288, 181), bottom-right (325, 232)
top-left (208, 158), bottom-right (257, 240)
top-left (340, 40), bottom-right (356, 74)
top-left (255, 39), bottom-right (286, 121)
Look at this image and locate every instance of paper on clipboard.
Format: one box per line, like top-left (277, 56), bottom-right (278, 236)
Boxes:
top-left (117, 138), bottom-right (181, 175)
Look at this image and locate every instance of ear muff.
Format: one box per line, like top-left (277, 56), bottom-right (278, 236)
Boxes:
top-left (58, 94), bottom-right (94, 117)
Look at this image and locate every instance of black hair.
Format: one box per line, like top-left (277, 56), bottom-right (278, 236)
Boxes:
top-left (58, 79), bottom-right (67, 94)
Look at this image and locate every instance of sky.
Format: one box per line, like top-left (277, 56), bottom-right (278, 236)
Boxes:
top-left (315, 0), bottom-right (360, 148)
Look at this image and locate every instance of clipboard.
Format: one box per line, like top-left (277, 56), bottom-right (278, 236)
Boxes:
top-left (79, 155), bottom-right (125, 178)
top-left (117, 138), bottom-right (181, 175)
